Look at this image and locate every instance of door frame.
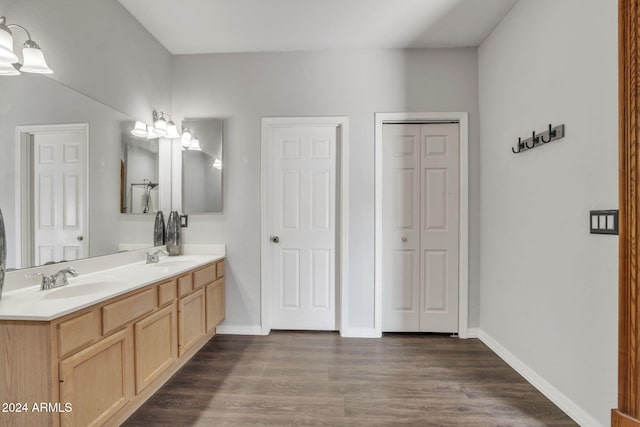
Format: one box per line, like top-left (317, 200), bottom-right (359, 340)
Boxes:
top-left (260, 116), bottom-right (349, 336)
top-left (374, 112), bottom-right (469, 338)
top-left (14, 123), bottom-right (90, 268)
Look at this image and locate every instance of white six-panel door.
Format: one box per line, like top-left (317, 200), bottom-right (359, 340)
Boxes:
top-left (32, 130), bottom-right (87, 266)
top-left (382, 123), bottom-right (459, 333)
top-left (268, 125), bottom-right (337, 330)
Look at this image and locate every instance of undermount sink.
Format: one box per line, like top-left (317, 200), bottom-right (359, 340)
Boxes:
top-left (147, 260), bottom-right (194, 270)
top-left (43, 281), bottom-right (125, 299)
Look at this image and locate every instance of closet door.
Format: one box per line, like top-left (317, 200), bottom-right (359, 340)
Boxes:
top-left (419, 123), bottom-right (459, 333)
top-left (382, 124), bottom-right (421, 331)
top-left (382, 123), bottom-right (459, 333)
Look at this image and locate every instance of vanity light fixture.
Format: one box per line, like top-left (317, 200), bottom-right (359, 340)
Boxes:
top-left (0, 16), bottom-right (53, 76)
top-left (188, 137), bottom-right (202, 151)
top-left (131, 121), bottom-right (148, 137)
top-left (181, 128), bottom-right (193, 148)
top-left (131, 110), bottom-right (190, 141)
top-left (153, 111), bottom-right (168, 136)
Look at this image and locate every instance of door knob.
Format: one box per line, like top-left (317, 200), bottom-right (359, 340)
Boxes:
top-left (271, 236), bottom-right (280, 244)
top-left (401, 237), bottom-right (407, 242)
top-left (77, 236), bottom-right (84, 241)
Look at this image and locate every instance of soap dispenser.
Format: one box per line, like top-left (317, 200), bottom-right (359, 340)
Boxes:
top-left (153, 211), bottom-right (165, 246)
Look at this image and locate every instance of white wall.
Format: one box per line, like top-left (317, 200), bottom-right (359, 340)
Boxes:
top-left (478, 1), bottom-right (617, 425)
top-left (171, 48), bottom-right (481, 332)
top-left (0, 0), bottom-right (174, 254)
top-left (1, 0), bottom-right (172, 119)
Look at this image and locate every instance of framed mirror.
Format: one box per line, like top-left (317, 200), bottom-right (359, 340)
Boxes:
top-left (180, 118), bottom-right (224, 214)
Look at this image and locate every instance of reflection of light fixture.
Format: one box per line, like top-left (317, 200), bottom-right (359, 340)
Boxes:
top-left (153, 111), bottom-right (167, 136)
top-left (188, 137), bottom-right (202, 151)
top-left (0, 16), bottom-right (53, 76)
top-left (131, 111), bottom-right (185, 140)
top-left (146, 125), bottom-right (158, 139)
top-left (181, 128), bottom-right (192, 148)
top-left (131, 121), bottom-right (148, 137)
top-left (213, 158), bottom-right (222, 169)
top-left (166, 121), bottom-right (180, 139)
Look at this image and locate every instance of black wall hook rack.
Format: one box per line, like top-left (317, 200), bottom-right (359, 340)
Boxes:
top-left (511, 124), bottom-right (565, 154)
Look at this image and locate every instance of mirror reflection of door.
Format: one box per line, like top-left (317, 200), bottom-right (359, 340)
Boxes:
top-left (23, 124), bottom-right (89, 266)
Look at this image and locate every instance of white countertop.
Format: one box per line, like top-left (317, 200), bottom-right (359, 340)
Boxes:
top-left (0, 254), bottom-right (224, 322)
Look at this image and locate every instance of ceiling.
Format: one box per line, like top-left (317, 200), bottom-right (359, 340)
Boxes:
top-left (118, 0), bottom-right (518, 55)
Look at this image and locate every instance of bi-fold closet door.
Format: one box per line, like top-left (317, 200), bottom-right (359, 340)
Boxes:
top-left (382, 123), bottom-right (459, 333)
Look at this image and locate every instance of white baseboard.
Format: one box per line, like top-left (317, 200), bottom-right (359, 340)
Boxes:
top-left (215, 325), bottom-right (263, 335)
top-left (340, 327), bottom-right (381, 338)
top-left (466, 327), bottom-right (479, 338)
top-left (477, 329), bottom-right (602, 427)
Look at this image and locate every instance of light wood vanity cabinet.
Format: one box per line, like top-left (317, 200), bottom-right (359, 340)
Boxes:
top-left (0, 258), bottom-right (225, 427)
top-left (59, 328), bottom-right (134, 427)
top-left (134, 304), bottom-right (177, 394)
top-left (206, 278), bottom-right (225, 332)
top-left (178, 289), bottom-right (205, 356)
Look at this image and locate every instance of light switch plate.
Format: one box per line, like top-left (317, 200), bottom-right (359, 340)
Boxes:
top-left (590, 210), bottom-right (618, 235)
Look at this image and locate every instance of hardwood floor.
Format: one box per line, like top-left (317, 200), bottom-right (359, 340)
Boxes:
top-left (124, 332), bottom-right (576, 426)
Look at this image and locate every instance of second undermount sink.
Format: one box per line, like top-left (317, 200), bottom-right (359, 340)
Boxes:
top-left (43, 281), bottom-right (125, 299)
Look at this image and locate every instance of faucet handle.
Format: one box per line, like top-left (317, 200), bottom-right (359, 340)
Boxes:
top-left (26, 272), bottom-right (53, 290)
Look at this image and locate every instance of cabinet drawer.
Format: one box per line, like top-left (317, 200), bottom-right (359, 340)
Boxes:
top-left (216, 261), bottom-right (225, 279)
top-left (177, 274), bottom-right (192, 297)
top-left (158, 280), bottom-right (177, 307)
top-left (102, 288), bottom-right (156, 335)
top-left (57, 310), bottom-right (100, 358)
top-left (193, 264), bottom-right (216, 289)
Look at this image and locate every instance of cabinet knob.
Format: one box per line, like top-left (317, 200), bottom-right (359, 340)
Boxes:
top-left (271, 236), bottom-right (280, 244)
top-left (77, 236), bottom-right (84, 241)
top-left (401, 237), bottom-right (408, 242)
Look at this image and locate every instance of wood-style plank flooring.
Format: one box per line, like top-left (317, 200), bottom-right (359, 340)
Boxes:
top-left (124, 332), bottom-right (576, 426)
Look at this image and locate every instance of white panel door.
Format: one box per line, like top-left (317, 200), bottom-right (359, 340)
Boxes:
top-left (419, 123), bottom-right (459, 332)
top-left (268, 126), bottom-right (337, 330)
top-left (382, 123), bottom-right (459, 333)
top-left (382, 124), bottom-right (421, 331)
top-left (33, 131), bottom-right (87, 266)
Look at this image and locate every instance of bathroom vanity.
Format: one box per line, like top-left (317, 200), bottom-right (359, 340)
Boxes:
top-left (0, 251), bottom-right (225, 427)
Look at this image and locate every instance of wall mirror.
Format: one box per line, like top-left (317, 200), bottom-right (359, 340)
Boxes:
top-left (120, 123), bottom-right (161, 214)
top-left (180, 118), bottom-right (224, 214)
top-left (0, 74), bottom-right (164, 270)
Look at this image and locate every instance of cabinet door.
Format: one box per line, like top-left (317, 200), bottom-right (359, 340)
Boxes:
top-left (134, 304), bottom-right (177, 394)
top-left (206, 278), bottom-right (225, 332)
top-left (59, 328), bottom-right (133, 427)
top-left (178, 289), bottom-right (205, 356)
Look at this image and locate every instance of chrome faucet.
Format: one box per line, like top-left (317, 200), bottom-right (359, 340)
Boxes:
top-left (146, 249), bottom-right (169, 264)
top-left (32, 267), bottom-right (79, 290)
